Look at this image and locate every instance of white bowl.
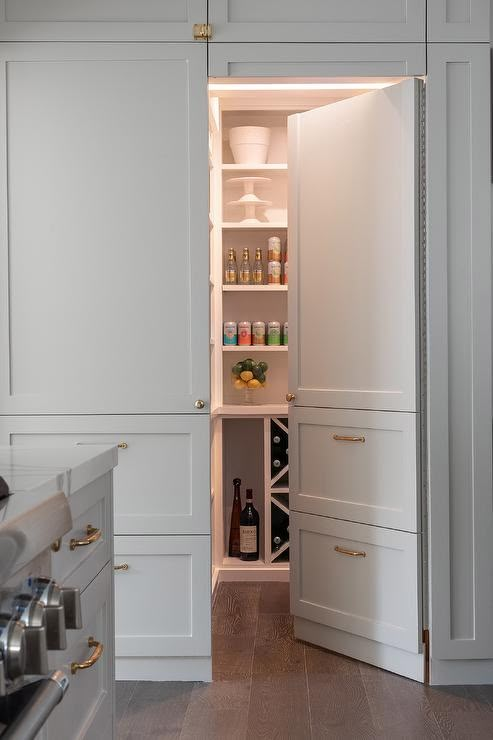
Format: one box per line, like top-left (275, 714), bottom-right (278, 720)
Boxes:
top-left (229, 126), bottom-right (271, 164)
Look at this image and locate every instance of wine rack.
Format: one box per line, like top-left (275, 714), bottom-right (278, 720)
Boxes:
top-left (270, 417), bottom-right (289, 562)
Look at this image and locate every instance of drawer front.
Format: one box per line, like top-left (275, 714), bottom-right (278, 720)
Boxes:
top-left (290, 407), bottom-right (418, 532)
top-left (114, 535), bottom-right (211, 657)
top-left (290, 512), bottom-right (420, 653)
top-left (51, 473), bottom-right (112, 592)
top-left (4, 415), bottom-right (210, 535)
top-left (46, 562), bottom-right (114, 740)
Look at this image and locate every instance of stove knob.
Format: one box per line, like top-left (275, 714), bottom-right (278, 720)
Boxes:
top-left (12, 595), bottom-right (49, 676)
top-left (30, 578), bottom-right (66, 651)
top-left (0, 616), bottom-right (26, 681)
top-left (61, 588), bottom-right (82, 630)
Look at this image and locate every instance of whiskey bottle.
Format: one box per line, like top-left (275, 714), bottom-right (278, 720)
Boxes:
top-left (240, 488), bottom-right (259, 561)
top-left (252, 247), bottom-right (264, 284)
top-left (228, 478), bottom-right (242, 557)
top-left (225, 248), bottom-right (238, 284)
top-left (239, 247), bottom-right (251, 285)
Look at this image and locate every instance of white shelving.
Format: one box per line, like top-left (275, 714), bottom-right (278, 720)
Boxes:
top-left (222, 222), bottom-right (287, 229)
top-left (212, 404), bottom-right (289, 417)
top-left (223, 284), bottom-right (288, 292)
top-left (222, 345), bottom-right (288, 352)
top-left (222, 163), bottom-right (288, 172)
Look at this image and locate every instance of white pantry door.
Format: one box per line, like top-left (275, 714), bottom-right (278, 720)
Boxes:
top-left (0, 43), bottom-right (209, 414)
top-left (288, 78), bottom-right (421, 413)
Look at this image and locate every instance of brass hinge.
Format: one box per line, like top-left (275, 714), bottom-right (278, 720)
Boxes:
top-left (193, 23), bottom-right (212, 41)
top-left (422, 628), bottom-right (430, 684)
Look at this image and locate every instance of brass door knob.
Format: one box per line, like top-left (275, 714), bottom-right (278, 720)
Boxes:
top-left (286, 393), bottom-right (296, 402)
top-left (194, 399), bottom-right (206, 409)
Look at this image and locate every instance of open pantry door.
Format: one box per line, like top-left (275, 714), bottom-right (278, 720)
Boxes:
top-left (288, 79), bottom-right (425, 682)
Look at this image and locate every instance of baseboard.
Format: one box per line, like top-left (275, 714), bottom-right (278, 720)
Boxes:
top-left (430, 658), bottom-right (493, 685)
top-left (115, 656), bottom-right (212, 682)
top-left (294, 617), bottom-right (425, 683)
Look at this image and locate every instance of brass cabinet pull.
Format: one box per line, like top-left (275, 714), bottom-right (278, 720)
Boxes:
top-left (286, 393), bottom-right (296, 402)
top-left (193, 23), bottom-right (212, 40)
top-left (333, 434), bottom-right (366, 443)
top-left (71, 637), bottom-right (104, 674)
top-left (194, 399), bottom-right (205, 409)
top-left (114, 563), bottom-right (129, 571)
top-left (51, 538), bottom-right (62, 552)
top-left (118, 442), bottom-right (128, 449)
top-left (334, 545), bottom-right (366, 558)
top-left (70, 525), bottom-right (102, 551)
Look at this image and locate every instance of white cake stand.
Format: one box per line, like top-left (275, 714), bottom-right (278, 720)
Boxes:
top-left (226, 176), bottom-right (272, 224)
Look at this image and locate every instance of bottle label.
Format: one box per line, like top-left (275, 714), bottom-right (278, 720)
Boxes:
top-left (239, 269), bottom-right (251, 284)
top-left (240, 525), bottom-right (257, 553)
top-left (225, 269), bottom-right (237, 284)
top-left (253, 269), bottom-right (263, 284)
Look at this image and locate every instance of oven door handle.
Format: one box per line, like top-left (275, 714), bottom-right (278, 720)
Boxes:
top-left (1, 671), bottom-right (69, 740)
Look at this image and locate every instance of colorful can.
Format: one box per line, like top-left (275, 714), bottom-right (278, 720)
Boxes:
top-left (268, 236), bottom-right (281, 262)
top-left (282, 256), bottom-right (288, 285)
top-left (223, 321), bottom-right (237, 346)
top-left (267, 321), bottom-right (281, 346)
top-left (282, 322), bottom-right (288, 345)
top-left (268, 260), bottom-right (282, 284)
top-left (252, 321), bottom-right (266, 345)
top-left (238, 320), bottom-right (252, 346)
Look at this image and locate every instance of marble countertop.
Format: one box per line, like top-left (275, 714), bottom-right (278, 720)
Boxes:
top-left (0, 445), bottom-right (118, 583)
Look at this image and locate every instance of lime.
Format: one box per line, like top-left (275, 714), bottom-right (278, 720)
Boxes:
top-left (243, 359), bottom-right (254, 371)
top-left (258, 361), bottom-right (268, 372)
top-left (257, 372), bottom-right (266, 384)
top-left (232, 363), bottom-right (243, 377)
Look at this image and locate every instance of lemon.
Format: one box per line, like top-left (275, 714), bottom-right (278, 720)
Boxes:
top-left (247, 379), bottom-right (261, 389)
top-left (234, 378), bottom-right (247, 389)
top-left (240, 370), bottom-right (254, 381)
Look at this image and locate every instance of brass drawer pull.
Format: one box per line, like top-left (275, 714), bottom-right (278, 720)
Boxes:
top-left (71, 637), bottom-right (104, 674)
top-left (114, 563), bottom-right (129, 571)
top-left (70, 525), bottom-right (102, 551)
top-left (334, 545), bottom-right (366, 558)
top-left (333, 434), bottom-right (366, 443)
top-left (51, 538), bottom-right (62, 552)
top-left (118, 442), bottom-right (128, 449)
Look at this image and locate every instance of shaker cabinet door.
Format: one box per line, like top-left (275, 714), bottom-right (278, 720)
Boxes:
top-left (208, 0), bottom-right (425, 43)
top-left (0, 43), bottom-right (209, 414)
top-left (288, 78), bottom-right (422, 412)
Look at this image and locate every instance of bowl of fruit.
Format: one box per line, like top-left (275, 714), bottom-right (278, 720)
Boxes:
top-left (232, 359), bottom-right (268, 404)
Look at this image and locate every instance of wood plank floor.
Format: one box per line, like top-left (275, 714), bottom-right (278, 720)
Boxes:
top-left (116, 582), bottom-right (493, 739)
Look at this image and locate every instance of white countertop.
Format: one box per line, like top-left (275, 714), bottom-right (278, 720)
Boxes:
top-left (0, 445), bottom-right (118, 583)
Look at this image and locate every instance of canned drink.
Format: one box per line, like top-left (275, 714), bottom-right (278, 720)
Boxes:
top-left (223, 321), bottom-right (237, 346)
top-left (267, 321), bottom-right (281, 346)
top-left (283, 322), bottom-right (288, 346)
top-left (252, 321), bottom-right (266, 345)
top-left (268, 236), bottom-right (281, 262)
top-left (238, 320), bottom-right (252, 346)
top-left (268, 260), bottom-right (282, 284)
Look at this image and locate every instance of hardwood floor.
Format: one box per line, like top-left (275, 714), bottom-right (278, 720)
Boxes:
top-left (116, 582), bottom-right (493, 739)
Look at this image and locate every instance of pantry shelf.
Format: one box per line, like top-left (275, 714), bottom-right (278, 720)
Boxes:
top-left (271, 540), bottom-right (290, 562)
top-left (222, 163), bottom-right (288, 172)
top-left (222, 222), bottom-right (287, 230)
top-left (222, 345), bottom-right (288, 352)
top-left (212, 404), bottom-right (289, 417)
top-left (222, 285), bottom-right (288, 292)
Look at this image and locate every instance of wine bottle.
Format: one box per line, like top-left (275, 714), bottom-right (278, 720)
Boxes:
top-left (240, 488), bottom-right (259, 561)
top-left (228, 478), bottom-right (242, 557)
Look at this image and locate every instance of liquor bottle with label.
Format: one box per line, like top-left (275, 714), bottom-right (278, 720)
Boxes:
top-left (228, 478), bottom-right (242, 557)
top-left (240, 488), bottom-right (259, 561)
top-left (239, 247), bottom-right (251, 285)
top-left (252, 247), bottom-right (264, 284)
top-left (224, 248), bottom-right (238, 285)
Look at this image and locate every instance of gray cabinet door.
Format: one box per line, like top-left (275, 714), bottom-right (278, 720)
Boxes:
top-left (0, 0), bottom-right (207, 41)
top-left (208, 0), bottom-right (425, 43)
top-left (0, 43), bottom-right (209, 414)
top-left (426, 43), bottom-right (493, 669)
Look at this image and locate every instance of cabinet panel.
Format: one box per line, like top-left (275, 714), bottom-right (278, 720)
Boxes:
top-left (209, 0), bottom-right (425, 43)
top-left (427, 0), bottom-right (490, 42)
top-left (290, 512), bottom-right (420, 653)
top-left (114, 535), bottom-right (211, 657)
top-left (290, 408), bottom-right (418, 532)
top-left (46, 562), bottom-right (114, 740)
top-left (2, 415), bottom-right (210, 535)
top-left (427, 44), bottom-right (493, 662)
top-left (0, 43), bottom-right (209, 414)
top-left (209, 42), bottom-right (426, 78)
top-left (288, 79), bottom-right (421, 412)
top-left (0, 0), bottom-right (206, 41)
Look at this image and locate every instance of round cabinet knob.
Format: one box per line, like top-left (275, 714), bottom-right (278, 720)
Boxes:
top-left (194, 399), bottom-right (206, 409)
top-left (286, 393), bottom-right (296, 402)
